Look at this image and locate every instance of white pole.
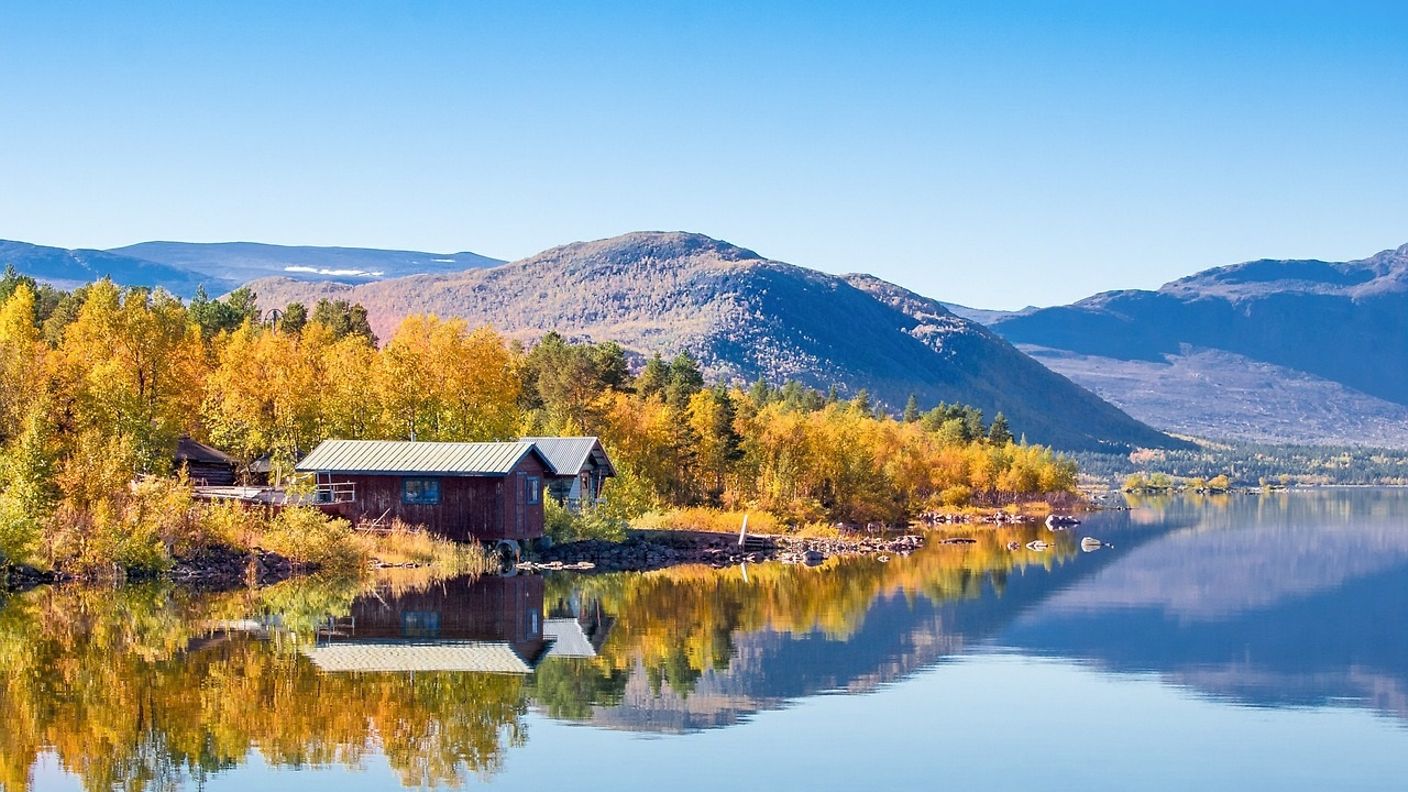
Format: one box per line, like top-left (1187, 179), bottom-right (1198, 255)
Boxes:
top-left (738, 513), bottom-right (750, 546)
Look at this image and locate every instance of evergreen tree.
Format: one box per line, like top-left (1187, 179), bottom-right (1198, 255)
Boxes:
top-left (902, 394), bottom-right (920, 423)
top-left (988, 412), bottom-right (1013, 445)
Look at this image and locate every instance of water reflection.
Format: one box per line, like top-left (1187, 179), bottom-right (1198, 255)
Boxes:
top-left (4, 489), bottom-right (1408, 790)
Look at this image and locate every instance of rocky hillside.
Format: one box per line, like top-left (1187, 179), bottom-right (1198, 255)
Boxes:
top-left (990, 243), bottom-right (1408, 447)
top-left (246, 231), bottom-right (1177, 452)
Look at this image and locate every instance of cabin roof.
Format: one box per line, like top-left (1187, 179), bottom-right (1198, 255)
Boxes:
top-left (295, 439), bottom-right (551, 477)
top-left (543, 618), bottom-right (598, 658)
top-left (175, 436), bottom-right (237, 466)
top-left (520, 436), bottom-right (616, 478)
top-left (299, 639), bottom-right (545, 674)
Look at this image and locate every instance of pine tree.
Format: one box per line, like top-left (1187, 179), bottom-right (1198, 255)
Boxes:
top-left (988, 412), bottom-right (1013, 445)
top-left (902, 394), bottom-right (920, 423)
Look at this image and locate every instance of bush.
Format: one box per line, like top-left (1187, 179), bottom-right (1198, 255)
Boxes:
top-left (545, 497), bottom-right (627, 543)
top-left (260, 506), bottom-right (362, 571)
top-left (938, 484), bottom-right (973, 508)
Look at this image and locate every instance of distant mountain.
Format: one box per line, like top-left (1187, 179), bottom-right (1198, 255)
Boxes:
top-left (111, 241), bottom-right (503, 286)
top-left (988, 243), bottom-right (1408, 448)
top-left (246, 231), bottom-right (1179, 452)
top-left (0, 239), bottom-right (503, 298)
top-left (0, 239), bottom-right (221, 296)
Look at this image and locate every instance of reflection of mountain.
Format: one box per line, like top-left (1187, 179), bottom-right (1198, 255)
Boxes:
top-left (573, 527), bottom-right (1159, 733)
top-left (564, 491), bottom-right (1408, 733)
top-left (1000, 491), bottom-right (1408, 721)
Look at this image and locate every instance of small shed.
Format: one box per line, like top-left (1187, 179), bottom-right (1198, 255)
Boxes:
top-left (174, 436), bottom-right (238, 486)
top-left (521, 436), bottom-right (616, 510)
top-left (295, 439), bottom-right (552, 542)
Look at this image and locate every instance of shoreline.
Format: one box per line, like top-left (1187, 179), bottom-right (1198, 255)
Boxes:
top-left (521, 528), bottom-right (927, 573)
top-left (2, 547), bottom-right (306, 593)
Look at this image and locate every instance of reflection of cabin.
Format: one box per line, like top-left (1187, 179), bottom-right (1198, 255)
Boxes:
top-left (521, 436), bottom-right (616, 511)
top-left (301, 576), bottom-right (551, 673)
top-left (295, 439), bottom-right (551, 542)
top-left (174, 436), bottom-right (238, 486)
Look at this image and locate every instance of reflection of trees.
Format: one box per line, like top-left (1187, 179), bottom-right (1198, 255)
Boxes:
top-left (0, 581), bottom-right (528, 792)
top-left (545, 524), bottom-right (1079, 700)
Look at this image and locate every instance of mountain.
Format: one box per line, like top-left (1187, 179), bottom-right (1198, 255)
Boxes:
top-left (987, 243), bottom-right (1408, 448)
top-left (0, 239), bottom-right (221, 296)
top-left (245, 231), bottom-right (1179, 452)
top-left (110, 241), bottom-right (503, 286)
top-left (0, 239), bottom-right (503, 298)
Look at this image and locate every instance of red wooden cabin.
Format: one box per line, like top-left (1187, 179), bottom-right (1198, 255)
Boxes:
top-left (295, 439), bottom-right (551, 543)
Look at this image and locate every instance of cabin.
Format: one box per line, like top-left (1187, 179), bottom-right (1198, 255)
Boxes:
top-left (521, 436), bottom-right (616, 511)
top-left (295, 439), bottom-right (552, 543)
top-left (174, 436), bottom-right (238, 486)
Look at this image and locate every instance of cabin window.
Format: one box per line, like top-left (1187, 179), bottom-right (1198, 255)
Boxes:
top-left (402, 477), bottom-right (441, 505)
top-left (525, 476), bottom-right (541, 505)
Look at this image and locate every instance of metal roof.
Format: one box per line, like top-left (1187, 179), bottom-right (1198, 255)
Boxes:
top-left (543, 618), bottom-right (598, 658)
top-left (300, 640), bottom-right (543, 674)
top-left (295, 439), bottom-right (549, 477)
top-left (520, 437), bottom-right (616, 478)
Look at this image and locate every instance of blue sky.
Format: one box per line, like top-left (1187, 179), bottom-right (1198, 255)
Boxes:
top-left (2, 1), bottom-right (1405, 309)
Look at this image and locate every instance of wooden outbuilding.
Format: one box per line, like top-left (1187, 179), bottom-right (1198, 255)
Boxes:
top-left (520, 436), bottom-right (616, 510)
top-left (295, 439), bottom-right (551, 543)
top-left (174, 436), bottom-right (238, 486)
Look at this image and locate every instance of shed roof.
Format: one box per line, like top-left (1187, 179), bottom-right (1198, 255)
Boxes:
top-left (520, 437), bottom-right (616, 478)
top-left (300, 640), bottom-right (545, 674)
top-left (175, 436), bottom-right (237, 466)
top-left (296, 439), bottom-right (550, 477)
top-left (543, 618), bottom-right (598, 658)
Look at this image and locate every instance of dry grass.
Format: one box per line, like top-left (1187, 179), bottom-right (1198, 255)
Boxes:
top-left (633, 508), bottom-right (779, 535)
top-left (350, 519), bottom-right (497, 577)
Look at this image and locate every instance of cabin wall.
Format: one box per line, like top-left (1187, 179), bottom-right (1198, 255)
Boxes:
top-left (348, 576), bottom-right (545, 645)
top-left (321, 454), bottom-right (547, 541)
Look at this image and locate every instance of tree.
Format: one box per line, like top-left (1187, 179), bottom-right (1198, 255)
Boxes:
top-left (189, 286), bottom-right (260, 337)
top-left (664, 352), bottom-right (704, 409)
top-left (902, 394), bottom-right (920, 423)
top-left (278, 302), bottom-right (309, 334)
top-left (988, 412), bottom-right (1013, 445)
top-left (635, 354), bottom-right (670, 399)
top-left (311, 298), bottom-right (377, 344)
top-left (0, 283), bottom-right (48, 444)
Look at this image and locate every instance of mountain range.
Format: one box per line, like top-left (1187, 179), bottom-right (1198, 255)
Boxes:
top-left (983, 243), bottom-right (1408, 448)
top-left (6, 232), bottom-right (1405, 450)
top-left (240, 232), bottom-right (1174, 452)
top-left (0, 239), bottom-right (502, 296)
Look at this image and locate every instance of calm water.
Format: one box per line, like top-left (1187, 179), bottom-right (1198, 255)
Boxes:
top-left (6, 489), bottom-right (1408, 791)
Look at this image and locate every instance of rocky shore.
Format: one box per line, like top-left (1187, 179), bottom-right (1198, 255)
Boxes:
top-left (519, 529), bottom-right (926, 573)
top-left (2, 547), bottom-right (301, 592)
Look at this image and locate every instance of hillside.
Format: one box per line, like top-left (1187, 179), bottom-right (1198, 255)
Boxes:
top-left (0, 239), bottom-right (502, 297)
top-left (989, 243), bottom-right (1408, 447)
top-left (246, 231), bottom-right (1178, 452)
top-left (111, 241), bottom-right (502, 286)
top-left (0, 239), bottom-right (219, 296)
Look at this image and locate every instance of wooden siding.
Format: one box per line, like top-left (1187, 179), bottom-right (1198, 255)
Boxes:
top-left (324, 454), bottom-right (547, 541)
top-left (347, 575), bottom-right (546, 648)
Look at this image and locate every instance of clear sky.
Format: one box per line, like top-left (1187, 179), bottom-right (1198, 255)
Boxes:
top-left (2, 1), bottom-right (1405, 309)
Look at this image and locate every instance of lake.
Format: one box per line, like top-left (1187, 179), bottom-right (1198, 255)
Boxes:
top-left (6, 489), bottom-right (1407, 791)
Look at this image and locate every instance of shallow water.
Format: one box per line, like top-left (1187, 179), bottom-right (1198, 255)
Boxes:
top-left (6, 489), bottom-right (1408, 791)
